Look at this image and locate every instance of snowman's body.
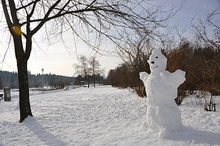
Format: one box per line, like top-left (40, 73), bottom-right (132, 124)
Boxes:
top-left (140, 49), bottom-right (185, 137)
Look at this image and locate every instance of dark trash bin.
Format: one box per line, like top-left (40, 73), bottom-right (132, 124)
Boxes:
top-left (4, 87), bottom-right (11, 101)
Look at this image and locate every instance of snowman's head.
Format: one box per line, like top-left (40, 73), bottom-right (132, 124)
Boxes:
top-left (148, 49), bottom-right (167, 73)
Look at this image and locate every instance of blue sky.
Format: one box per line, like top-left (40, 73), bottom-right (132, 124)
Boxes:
top-left (0, 0), bottom-right (220, 77)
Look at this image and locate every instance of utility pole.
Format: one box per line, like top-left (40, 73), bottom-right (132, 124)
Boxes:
top-left (42, 68), bottom-right (44, 94)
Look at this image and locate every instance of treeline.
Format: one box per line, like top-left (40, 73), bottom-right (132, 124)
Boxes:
top-left (167, 43), bottom-right (220, 95)
top-left (0, 71), bottom-right (74, 89)
top-left (106, 43), bottom-right (220, 98)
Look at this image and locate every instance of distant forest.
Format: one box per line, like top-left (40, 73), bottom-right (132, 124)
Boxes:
top-left (0, 71), bottom-right (74, 89)
top-left (0, 71), bottom-right (105, 89)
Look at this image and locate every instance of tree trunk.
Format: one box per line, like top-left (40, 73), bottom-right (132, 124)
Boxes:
top-left (12, 35), bottom-right (33, 123)
top-left (88, 75), bottom-right (90, 88)
top-left (93, 74), bottom-right (96, 87)
top-left (17, 60), bottom-right (33, 122)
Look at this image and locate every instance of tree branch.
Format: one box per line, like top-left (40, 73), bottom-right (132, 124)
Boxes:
top-left (31, 0), bottom-right (61, 35)
top-left (17, 0), bottom-right (38, 11)
top-left (28, 0), bottom-right (40, 18)
top-left (1, 0), bottom-right (13, 33)
top-left (8, 0), bottom-right (19, 25)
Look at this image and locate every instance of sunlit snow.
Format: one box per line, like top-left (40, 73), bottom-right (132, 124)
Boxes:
top-left (0, 86), bottom-right (220, 146)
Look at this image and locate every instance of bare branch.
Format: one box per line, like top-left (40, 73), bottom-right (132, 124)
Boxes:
top-left (31, 0), bottom-right (61, 35)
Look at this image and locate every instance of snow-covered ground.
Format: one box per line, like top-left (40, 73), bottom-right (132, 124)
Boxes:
top-left (0, 86), bottom-right (220, 146)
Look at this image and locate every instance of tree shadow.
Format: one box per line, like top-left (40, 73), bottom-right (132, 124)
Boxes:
top-left (24, 117), bottom-right (68, 146)
top-left (164, 126), bottom-right (220, 145)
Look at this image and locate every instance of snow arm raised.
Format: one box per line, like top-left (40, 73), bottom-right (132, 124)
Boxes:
top-left (139, 72), bottom-right (149, 83)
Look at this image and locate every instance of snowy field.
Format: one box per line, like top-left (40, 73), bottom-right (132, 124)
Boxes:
top-left (0, 86), bottom-right (220, 146)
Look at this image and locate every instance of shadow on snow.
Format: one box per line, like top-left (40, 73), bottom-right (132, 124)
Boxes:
top-left (24, 117), bottom-right (68, 146)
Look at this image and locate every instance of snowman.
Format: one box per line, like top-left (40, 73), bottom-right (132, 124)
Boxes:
top-left (139, 49), bottom-right (185, 137)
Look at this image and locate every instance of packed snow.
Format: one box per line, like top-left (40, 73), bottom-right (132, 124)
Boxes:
top-left (139, 49), bottom-right (186, 137)
top-left (0, 86), bottom-right (220, 146)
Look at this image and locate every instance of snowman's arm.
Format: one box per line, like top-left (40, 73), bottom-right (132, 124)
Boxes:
top-left (175, 70), bottom-right (185, 79)
top-left (173, 70), bottom-right (186, 85)
top-left (139, 72), bottom-right (149, 82)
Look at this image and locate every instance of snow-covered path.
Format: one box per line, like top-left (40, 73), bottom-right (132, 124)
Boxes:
top-left (0, 86), bottom-right (220, 146)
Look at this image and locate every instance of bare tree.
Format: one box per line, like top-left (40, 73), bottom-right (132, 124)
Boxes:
top-left (1, 0), bottom-right (180, 122)
top-left (116, 0), bottom-right (183, 62)
top-left (192, 7), bottom-right (220, 49)
top-left (73, 55), bottom-right (91, 87)
top-left (88, 57), bottom-right (104, 87)
top-left (74, 56), bottom-right (103, 87)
